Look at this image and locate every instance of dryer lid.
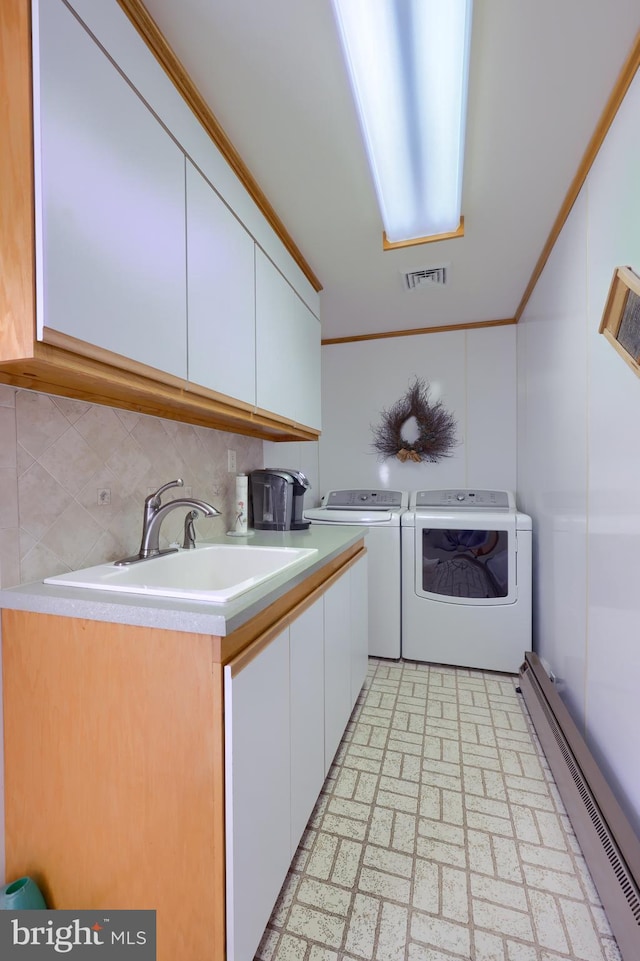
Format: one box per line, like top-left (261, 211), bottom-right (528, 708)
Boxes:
top-left (305, 507), bottom-right (397, 524)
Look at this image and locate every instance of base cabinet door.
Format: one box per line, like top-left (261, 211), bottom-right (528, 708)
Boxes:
top-left (224, 548), bottom-right (367, 959)
top-left (350, 554), bottom-right (369, 705)
top-left (224, 628), bottom-right (291, 961)
top-left (323, 573), bottom-right (352, 773)
top-left (290, 598), bottom-right (325, 856)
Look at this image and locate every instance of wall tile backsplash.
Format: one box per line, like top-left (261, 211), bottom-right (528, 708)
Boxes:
top-left (0, 386), bottom-right (263, 588)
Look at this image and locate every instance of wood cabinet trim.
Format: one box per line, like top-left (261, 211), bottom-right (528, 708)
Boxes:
top-left (41, 327), bottom-right (198, 393)
top-left (0, 339), bottom-right (320, 441)
top-left (228, 544), bottom-right (367, 676)
top-left (322, 317), bottom-right (516, 346)
top-left (0, 0), bottom-right (36, 362)
top-left (218, 540), bottom-right (365, 666)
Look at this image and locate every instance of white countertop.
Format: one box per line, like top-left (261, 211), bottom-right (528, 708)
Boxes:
top-left (0, 526), bottom-right (366, 636)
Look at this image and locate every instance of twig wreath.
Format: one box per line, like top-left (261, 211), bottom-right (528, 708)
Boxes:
top-left (371, 377), bottom-right (457, 463)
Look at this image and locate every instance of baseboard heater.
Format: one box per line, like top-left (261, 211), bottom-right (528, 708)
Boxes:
top-left (519, 652), bottom-right (640, 961)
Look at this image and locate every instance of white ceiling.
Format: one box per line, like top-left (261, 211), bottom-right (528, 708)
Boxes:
top-left (141, 0), bottom-right (640, 340)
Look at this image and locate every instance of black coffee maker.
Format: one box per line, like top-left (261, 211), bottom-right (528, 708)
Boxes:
top-left (249, 469), bottom-right (311, 531)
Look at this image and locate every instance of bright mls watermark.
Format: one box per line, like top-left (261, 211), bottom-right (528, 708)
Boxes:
top-left (0, 910), bottom-right (156, 958)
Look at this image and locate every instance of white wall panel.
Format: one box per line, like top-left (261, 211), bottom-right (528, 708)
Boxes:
top-left (466, 325), bottom-right (517, 491)
top-left (585, 605), bottom-right (640, 833)
top-left (518, 70), bottom-right (640, 836)
top-left (583, 71), bottom-right (640, 833)
top-left (319, 328), bottom-right (516, 496)
top-left (517, 191), bottom-right (589, 722)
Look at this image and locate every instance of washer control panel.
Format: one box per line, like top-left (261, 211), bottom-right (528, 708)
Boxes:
top-left (323, 489), bottom-right (407, 510)
top-left (414, 489), bottom-right (511, 510)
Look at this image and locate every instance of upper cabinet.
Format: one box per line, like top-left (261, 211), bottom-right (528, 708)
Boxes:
top-left (186, 160), bottom-right (256, 405)
top-left (35, 0), bottom-right (188, 379)
top-left (0, 0), bottom-right (321, 440)
top-left (256, 249), bottom-right (322, 432)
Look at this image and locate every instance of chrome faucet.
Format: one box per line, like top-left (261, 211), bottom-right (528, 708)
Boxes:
top-left (115, 479), bottom-right (220, 565)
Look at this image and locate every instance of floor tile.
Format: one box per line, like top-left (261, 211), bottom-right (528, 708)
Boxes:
top-left (258, 659), bottom-right (619, 961)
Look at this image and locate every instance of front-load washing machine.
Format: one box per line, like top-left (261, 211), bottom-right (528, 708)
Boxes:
top-left (305, 489), bottom-right (409, 659)
top-left (402, 489), bottom-right (531, 673)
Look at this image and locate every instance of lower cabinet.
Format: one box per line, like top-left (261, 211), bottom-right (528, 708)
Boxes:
top-left (290, 600), bottom-right (326, 855)
top-left (350, 554), bottom-right (369, 707)
top-left (1, 546), bottom-right (367, 961)
top-left (224, 627), bottom-right (291, 961)
top-left (324, 554), bottom-right (369, 771)
top-left (324, 571), bottom-right (353, 773)
top-left (225, 554), bottom-right (368, 961)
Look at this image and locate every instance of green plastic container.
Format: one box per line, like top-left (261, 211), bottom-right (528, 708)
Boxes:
top-left (0, 876), bottom-right (47, 910)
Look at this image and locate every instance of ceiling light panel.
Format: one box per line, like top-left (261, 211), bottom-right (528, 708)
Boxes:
top-left (331, 0), bottom-right (473, 244)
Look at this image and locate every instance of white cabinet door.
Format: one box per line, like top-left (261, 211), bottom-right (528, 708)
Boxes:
top-left (225, 629), bottom-right (291, 961)
top-left (350, 555), bottom-right (369, 706)
top-left (290, 598), bottom-right (325, 857)
top-left (255, 248), bottom-right (322, 430)
top-left (34, 0), bottom-right (187, 378)
top-left (186, 161), bottom-right (256, 403)
top-left (323, 573), bottom-right (352, 773)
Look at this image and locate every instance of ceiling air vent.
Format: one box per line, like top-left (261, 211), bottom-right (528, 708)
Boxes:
top-left (403, 266), bottom-right (447, 290)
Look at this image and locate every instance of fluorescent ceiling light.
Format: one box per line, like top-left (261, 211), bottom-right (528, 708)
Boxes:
top-left (331, 0), bottom-right (473, 244)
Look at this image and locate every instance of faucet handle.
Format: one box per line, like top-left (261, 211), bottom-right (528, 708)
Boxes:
top-left (183, 509), bottom-right (199, 550)
top-left (147, 478), bottom-right (184, 507)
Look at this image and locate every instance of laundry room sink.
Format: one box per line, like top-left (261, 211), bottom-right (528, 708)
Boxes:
top-left (44, 544), bottom-right (318, 604)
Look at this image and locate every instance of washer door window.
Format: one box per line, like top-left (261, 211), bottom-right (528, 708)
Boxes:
top-left (415, 519), bottom-right (517, 605)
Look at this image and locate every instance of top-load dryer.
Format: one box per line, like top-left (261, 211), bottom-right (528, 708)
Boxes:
top-left (401, 490), bottom-right (531, 673)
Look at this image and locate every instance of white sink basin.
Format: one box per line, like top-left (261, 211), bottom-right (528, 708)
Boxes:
top-left (44, 544), bottom-right (319, 604)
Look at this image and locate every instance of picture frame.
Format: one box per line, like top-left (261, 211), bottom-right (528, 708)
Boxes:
top-left (599, 265), bottom-right (640, 377)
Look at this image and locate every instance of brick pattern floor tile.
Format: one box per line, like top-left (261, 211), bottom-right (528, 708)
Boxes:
top-left (255, 660), bottom-right (623, 961)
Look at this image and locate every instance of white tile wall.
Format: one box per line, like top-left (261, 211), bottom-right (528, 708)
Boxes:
top-left (517, 70), bottom-right (640, 834)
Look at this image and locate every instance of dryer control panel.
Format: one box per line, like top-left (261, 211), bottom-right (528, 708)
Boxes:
top-left (414, 489), bottom-right (512, 510)
top-left (323, 489), bottom-right (407, 510)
